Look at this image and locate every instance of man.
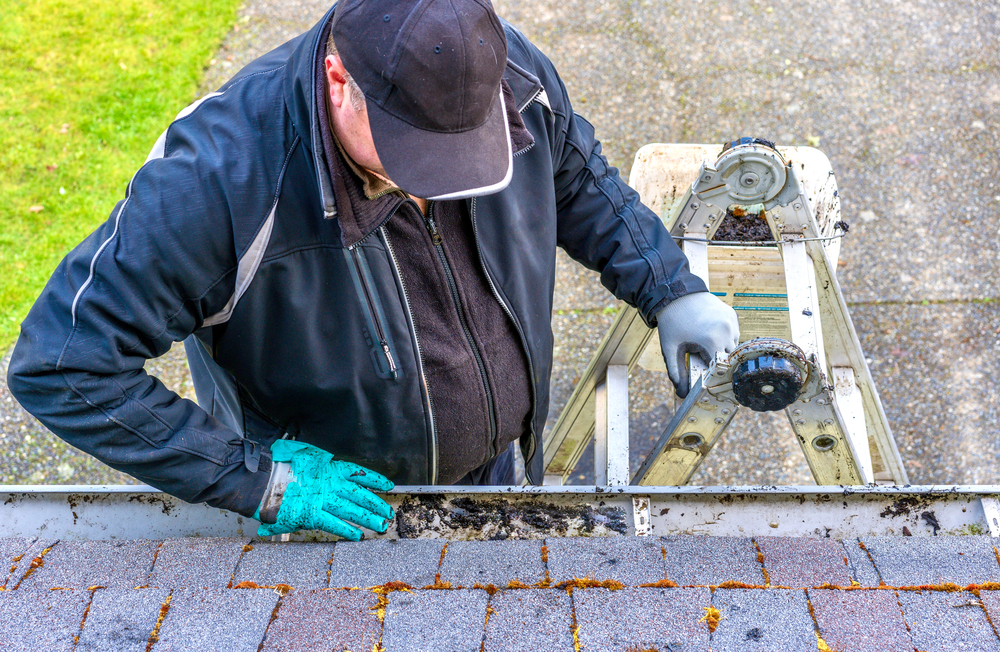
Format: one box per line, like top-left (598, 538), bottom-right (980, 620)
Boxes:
top-left (8, 0), bottom-right (738, 540)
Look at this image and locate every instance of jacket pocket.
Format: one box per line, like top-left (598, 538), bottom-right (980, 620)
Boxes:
top-left (345, 245), bottom-right (399, 380)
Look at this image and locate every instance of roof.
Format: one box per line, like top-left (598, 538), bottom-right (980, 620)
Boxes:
top-left (2, 534), bottom-right (1000, 651)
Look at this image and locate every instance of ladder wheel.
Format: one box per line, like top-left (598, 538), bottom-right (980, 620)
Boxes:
top-left (732, 354), bottom-right (804, 412)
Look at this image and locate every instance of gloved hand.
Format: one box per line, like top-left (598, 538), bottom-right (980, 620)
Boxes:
top-left (656, 291), bottom-right (740, 399)
top-left (254, 439), bottom-right (394, 540)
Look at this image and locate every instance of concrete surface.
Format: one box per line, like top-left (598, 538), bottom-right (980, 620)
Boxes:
top-left (0, 0), bottom-right (997, 489)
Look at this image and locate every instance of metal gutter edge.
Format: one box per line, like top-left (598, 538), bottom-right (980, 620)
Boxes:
top-left (3, 485), bottom-right (999, 541)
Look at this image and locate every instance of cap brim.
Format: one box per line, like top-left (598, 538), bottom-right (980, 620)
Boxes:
top-left (367, 88), bottom-right (512, 201)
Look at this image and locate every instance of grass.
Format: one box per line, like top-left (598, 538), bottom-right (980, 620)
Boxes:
top-left (0, 0), bottom-right (240, 348)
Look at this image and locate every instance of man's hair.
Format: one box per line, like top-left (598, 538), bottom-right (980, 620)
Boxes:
top-left (326, 32), bottom-right (366, 113)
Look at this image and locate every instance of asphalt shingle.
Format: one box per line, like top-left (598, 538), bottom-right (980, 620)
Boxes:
top-left (0, 537), bottom-right (35, 588)
top-left (0, 588), bottom-right (91, 652)
top-left (4, 538), bottom-right (58, 590)
top-left (146, 537), bottom-right (251, 589)
top-left (545, 536), bottom-right (664, 586)
top-left (232, 541), bottom-right (335, 589)
top-left (328, 539), bottom-right (445, 588)
top-left (808, 588), bottom-right (913, 652)
top-left (896, 589), bottom-right (1000, 652)
top-left (75, 588), bottom-right (170, 652)
top-left (381, 589), bottom-right (489, 652)
top-left (259, 589), bottom-right (382, 652)
top-left (573, 587), bottom-right (711, 652)
top-left (18, 539), bottom-right (159, 590)
top-left (438, 540), bottom-right (545, 588)
top-left (711, 588), bottom-right (816, 652)
top-left (661, 536), bottom-right (765, 586)
top-left (860, 536), bottom-right (1000, 587)
top-left (841, 538), bottom-right (883, 587)
top-left (153, 588), bottom-right (279, 652)
top-left (755, 536), bottom-right (852, 587)
top-left (483, 589), bottom-right (574, 652)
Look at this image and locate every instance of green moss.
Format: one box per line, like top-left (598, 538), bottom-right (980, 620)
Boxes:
top-left (0, 0), bottom-right (240, 346)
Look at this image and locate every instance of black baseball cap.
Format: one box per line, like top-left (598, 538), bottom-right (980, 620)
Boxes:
top-left (331, 0), bottom-right (512, 201)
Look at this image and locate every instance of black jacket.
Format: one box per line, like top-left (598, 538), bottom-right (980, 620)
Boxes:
top-left (7, 8), bottom-right (707, 517)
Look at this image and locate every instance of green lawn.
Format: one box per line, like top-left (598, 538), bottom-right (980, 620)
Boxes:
top-left (0, 0), bottom-right (240, 347)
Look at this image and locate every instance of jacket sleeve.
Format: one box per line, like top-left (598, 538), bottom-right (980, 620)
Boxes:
top-left (6, 87), bottom-right (287, 517)
top-left (508, 29), bottom-right (708, 327)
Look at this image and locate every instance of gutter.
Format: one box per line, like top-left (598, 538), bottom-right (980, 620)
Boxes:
top-left (3, 485), bottom-right (999, 541)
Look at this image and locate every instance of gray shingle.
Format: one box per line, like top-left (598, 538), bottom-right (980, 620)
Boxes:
top-left (545, 536), bottom-right (664, 586)
top-left (661, 536), bottom-right (764, 586)
top-left (153, 588), bottom-right (279, 652)
top-left (232, 541), bottom-right (335, 589)
top-left (842, 538), bottom-right (883, 587)
top-left (438, 540), bottom-right (545, 588)
top-left (711, 589), bottom-right (816, 652)
top-left (897, 589), bottom-right (1000, 652)
top-left (755, 536), bottom-right (852, 587)
top-left (146, 537), bottom-right (251, 589)
top-left (328, 539), bottom-right (445, 588)
top-left (574, 587), bottom-right (711, 652)
top-left (808, 588), bottom-right (913, 652)
top-left (18, 540), bottom-right (159, 590)
top-left (259, 589), bottom-right (382, 652)
top-left (0, 538), bottom-right (35, 589)
top-left (381, 589), bottom-right (489, 652)
top-left (483, 589), bottom-right (574, 652)
top-left (0, 588), bottom-right (91, 652)
top-left (75, 588), bottom-right (170, 652)
top-left (5, 538), bottom-right (58, 590)
top-left (860, 536), bottom-right (1000, 587)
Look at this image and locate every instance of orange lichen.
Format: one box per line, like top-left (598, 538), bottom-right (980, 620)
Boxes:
top-left (472, 583), bottom-right (499, 596)
top-left (15, 545), bottom-right (53, 588)
top-left (506, 579), bottom-right (531, 590)
top-left (968, 582), bottom-right (1000, 597)
top-left (478, 606), bottom-right (497, 652)
top-left (555, 577), bottom-right (625, 592)
top-left (639, 578), bottom-right (678, 589)
top-left (145, 593), bottom-right (172, 652)
top-left (897, 583), bottom-right (964, 593)
top-left (540, 545), bottom-right (551, 586)
top-left (422, 580), bottom-right (454, 590)
top-left (243, 544), bottom-right (254, 553)
top-left (815, 632), bottom-right (838, 652)
top-left (753, 540), bottom-right (771, 587)
top-left (233, 581), bottom-right (262, 589)
top-left (714, 581), bottom-right (767, 589)
top-left (699, 606), bottom-right (721, 633)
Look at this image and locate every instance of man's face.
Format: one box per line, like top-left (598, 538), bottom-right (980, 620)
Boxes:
top-left (325, 54), bottom-right (389, 180)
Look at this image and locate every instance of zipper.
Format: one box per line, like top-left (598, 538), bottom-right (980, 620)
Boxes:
top-left (469, 198), bottom-right (540, 467)
top-left (382, 225), bottom-right (438, 484)
top-left (424, 203), bottom-right (499, 462)
top-left (347, 241), bottom-right (397, 379)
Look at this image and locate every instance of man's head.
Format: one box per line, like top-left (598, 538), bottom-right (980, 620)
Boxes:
top-left (327, 0), bottom-right (512, 200)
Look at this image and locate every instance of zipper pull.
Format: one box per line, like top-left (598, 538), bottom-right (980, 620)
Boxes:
top-left (382, 342), bottom-right (398, 378)
top-left (426, 216), bottom-right (443, 245)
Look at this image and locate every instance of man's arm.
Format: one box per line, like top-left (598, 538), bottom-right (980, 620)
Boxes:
top-left (506, 27), bottom-right (707, 326)
top-left (6, 88), bottom-right (286, 516)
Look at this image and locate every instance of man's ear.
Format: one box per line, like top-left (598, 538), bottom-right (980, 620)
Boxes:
top-left (325, 54), bottom-right (349, 108)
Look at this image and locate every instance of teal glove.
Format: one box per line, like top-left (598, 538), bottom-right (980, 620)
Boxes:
top-left (254, 440), bottom-right (394, 540)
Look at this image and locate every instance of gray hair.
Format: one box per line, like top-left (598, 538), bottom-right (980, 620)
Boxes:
top-left (326, 32), bottom-right (366, 112)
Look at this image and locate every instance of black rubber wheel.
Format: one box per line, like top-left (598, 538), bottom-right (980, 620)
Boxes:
top-left (731, 354), bottom-right (804, 412)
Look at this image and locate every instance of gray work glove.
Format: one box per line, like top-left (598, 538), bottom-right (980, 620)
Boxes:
top-left (656, 292), bottom-right (740, 398)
